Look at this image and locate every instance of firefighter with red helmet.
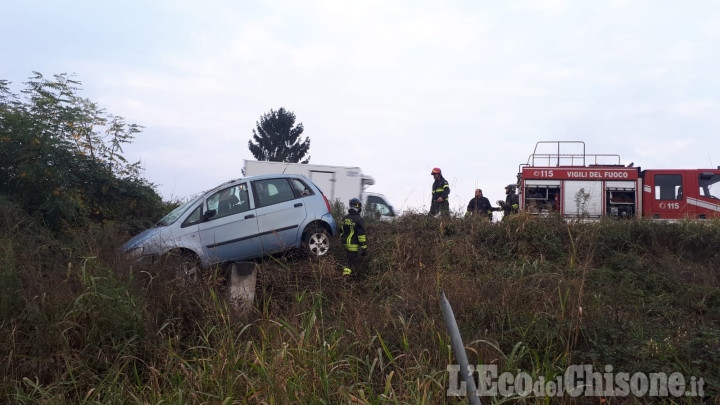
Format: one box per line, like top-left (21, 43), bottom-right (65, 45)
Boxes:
top-left (497, 184), bottom-right (520, 218)
top-left (430, 167), bottom-right (450, 216)
top-left (340, 198), bottom-right (367, 276)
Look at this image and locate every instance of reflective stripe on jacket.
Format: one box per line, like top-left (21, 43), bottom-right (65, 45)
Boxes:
top-left (503, 193), bottom-right (520, 215)
top-left (468, 196), bottom-right (493, 217)
top-left (431, 177), bottom-right (450, 202)
top-left (340, 212), bottom-right (367, 252)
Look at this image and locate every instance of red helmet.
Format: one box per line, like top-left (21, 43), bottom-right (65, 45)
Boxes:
top-left (431, 167), bottom-right (441, 175)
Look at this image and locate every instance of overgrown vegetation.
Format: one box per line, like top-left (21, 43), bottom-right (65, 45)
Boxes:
top-left (1, 202), bottom-right (718, 403)
top-left (0, 73), bottom-right (169, 232)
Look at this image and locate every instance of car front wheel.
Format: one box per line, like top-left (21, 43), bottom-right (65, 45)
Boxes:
top-left (162, 250), bottom-right (201, 279)
top-left (303, 225), bottom-right (330, 257)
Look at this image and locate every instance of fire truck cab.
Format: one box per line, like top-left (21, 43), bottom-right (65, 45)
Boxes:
top-left (517, 141), bottom-right (720, 220)
top-left (642, 169), bottom-right (720, 219)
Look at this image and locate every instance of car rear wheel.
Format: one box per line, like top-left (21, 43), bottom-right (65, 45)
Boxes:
top-left (162, 250), bottom-right (201, 279)
top-left (303, 225), bottom-right (330, 257)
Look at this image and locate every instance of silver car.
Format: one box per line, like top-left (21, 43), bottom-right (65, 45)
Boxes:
top-left (122, 174), bottom-right (336, 270)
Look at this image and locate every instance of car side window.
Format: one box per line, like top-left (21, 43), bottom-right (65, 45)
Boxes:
top-left (290, 178), bottom-right (315, 198)
top-left (181, 205), bottom-right (203, 227)
top-left (253, 178), bottom-right (295, 208)
top-left (206, 184), bottom-right (250, 219)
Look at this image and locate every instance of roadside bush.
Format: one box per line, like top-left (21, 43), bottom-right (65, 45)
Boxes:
top-left (0, 74), bottom-right (168, 232)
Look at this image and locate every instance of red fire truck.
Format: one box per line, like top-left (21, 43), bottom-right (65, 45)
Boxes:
top-left (517, 141), bottom-right (720, 220)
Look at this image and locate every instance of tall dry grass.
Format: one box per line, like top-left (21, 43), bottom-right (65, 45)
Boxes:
top-left (1, 202), bottom-right (719, 403)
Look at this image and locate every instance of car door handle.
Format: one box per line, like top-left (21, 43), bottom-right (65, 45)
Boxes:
top-left (294, 203), bottom-right (303, 208)
top-left (245, 214), bottom-right (255, 219)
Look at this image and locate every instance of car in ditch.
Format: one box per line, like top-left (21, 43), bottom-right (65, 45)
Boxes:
top-left (122, 174), bottom-right (336, 272)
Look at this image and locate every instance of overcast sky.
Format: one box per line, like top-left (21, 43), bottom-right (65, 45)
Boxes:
top-left (3, 0), bottom-right (720, 213)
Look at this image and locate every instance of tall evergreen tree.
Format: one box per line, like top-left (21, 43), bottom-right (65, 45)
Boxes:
top-left (248, 107), bottom-right (310, 163)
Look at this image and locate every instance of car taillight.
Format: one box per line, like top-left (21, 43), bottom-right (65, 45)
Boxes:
top-left (322, 193), bottom-right (331, 213)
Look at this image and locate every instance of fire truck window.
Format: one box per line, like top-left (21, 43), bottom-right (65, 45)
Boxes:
top-left (654, 174), bottom-right (682, 201)
top-left (698, 173), bottom-right (720, 199)
top-left (524, 187), bottom-right (560, 213)
top-left (607, 190), bottom-right (635, 218)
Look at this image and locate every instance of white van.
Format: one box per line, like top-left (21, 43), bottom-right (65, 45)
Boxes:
top-left (243, 160), bottom-right (396, 220)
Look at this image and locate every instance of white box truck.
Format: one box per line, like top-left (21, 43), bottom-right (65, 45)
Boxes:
top-left (243, 160), bottom-right (396, 220)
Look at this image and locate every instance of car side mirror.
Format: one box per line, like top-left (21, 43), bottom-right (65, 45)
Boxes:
top-left (203, 209), bottom-right (217, 221)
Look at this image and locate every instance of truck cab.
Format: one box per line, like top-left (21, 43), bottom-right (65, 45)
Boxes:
top-left (364, 192), bottom-right (396, 221)
top-left (642, 169), bottom-right (720, 219)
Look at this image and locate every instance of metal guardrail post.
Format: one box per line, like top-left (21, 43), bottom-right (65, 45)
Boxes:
top-left (440, 292), bottom-right (482, 405)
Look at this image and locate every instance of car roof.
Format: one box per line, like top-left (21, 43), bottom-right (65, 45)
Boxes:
top-left (203, 173), bottom-right (312, 196)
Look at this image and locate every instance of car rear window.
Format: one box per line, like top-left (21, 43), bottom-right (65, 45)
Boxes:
top-left (290, 178), bottom-right (315, 198)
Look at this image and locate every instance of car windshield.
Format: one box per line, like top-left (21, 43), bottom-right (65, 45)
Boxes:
top-left (157, 195), bottom-right (202, 226)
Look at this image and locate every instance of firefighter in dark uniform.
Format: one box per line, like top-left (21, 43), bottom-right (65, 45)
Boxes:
top-left (497, 184), bottom-right (520, 218)
top-left (340, 198), bottom-right (367, 276)
top-left (466, 188), bottom-right (494, 220)
top-left (429, 167), bottom-right (450, 216)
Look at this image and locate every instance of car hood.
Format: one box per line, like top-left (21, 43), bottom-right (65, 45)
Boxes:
top-left (122, 226), bottom-right (163, 251)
